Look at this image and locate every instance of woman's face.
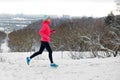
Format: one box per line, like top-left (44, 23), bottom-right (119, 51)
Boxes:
top-left (47, 19), bottom-right (51, 23)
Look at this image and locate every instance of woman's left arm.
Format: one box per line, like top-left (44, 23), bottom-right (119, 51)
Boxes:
top-left (50, 30), bottom-right (56, 34)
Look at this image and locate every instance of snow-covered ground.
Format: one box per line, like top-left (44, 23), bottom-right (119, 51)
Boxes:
top-left (0, 52), bottom-right (120, 80)
top-left (0, 39), bottom-right (10, 53)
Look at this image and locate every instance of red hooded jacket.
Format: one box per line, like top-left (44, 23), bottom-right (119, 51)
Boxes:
top-left (39, 20), bottom-right (54, 42)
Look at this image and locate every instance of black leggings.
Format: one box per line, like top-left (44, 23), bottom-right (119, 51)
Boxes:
top-left (30, 41), bottom-right (53, 63)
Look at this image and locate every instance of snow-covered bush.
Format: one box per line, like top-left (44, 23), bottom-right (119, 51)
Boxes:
top-left (0, 55), bottom-right (6, 62)
top-left (68, 51), bottom-right (83, 59)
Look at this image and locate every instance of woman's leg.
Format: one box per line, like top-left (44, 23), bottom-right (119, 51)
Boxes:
top-left (44, 42), bottom-right (54, 63)
top-left (30, 42), bottom-right (45, 59)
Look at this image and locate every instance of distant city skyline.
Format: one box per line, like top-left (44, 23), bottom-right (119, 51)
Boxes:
top-left (0, 0), bottom-right (119, 17)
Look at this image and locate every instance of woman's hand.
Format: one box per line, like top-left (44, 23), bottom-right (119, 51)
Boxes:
top-left (51, 30), bottom-right (56, 33)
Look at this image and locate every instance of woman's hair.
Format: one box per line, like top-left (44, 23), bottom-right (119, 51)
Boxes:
top-left (45, 16), bottom-right (50, 20)
top-left (43, 15), bottom-right (50, 21)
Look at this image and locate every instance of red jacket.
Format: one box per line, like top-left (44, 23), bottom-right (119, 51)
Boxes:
top-left (39, 20), bottom-right (54, 42)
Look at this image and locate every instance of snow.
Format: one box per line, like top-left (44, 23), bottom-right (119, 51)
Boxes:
top-left (0, 27), bottom-right (4, 31)
top-left (0, 38), bottom-right (10, 53)
top-left (16, 25), bottom-right (27, 27)
top-left (0, 52), bottom-right (120, 80)
top-left (13, 17), bottom-right (26, 20)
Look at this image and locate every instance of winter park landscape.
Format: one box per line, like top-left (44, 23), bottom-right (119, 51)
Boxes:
top-left (0, 0), bottom-right (120, 80)
top-left (0, 17), bottom-right (120, 80)
top-left (0, 38), bottom-right (120, 80)
top-left (0, 13), bottom-right (120, 80)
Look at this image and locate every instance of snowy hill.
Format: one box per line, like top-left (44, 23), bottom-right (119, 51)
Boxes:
top-left (0, 52), bottom-right (120, 80)
top-left (0, 27), bottom-right (4, 32)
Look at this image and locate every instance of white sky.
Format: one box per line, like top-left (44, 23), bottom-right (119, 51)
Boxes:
top-left (0, 0), bottom-right (118, 17)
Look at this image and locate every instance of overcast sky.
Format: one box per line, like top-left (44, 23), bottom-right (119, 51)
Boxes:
top-left (0, 0), bottom-right (118, 17)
